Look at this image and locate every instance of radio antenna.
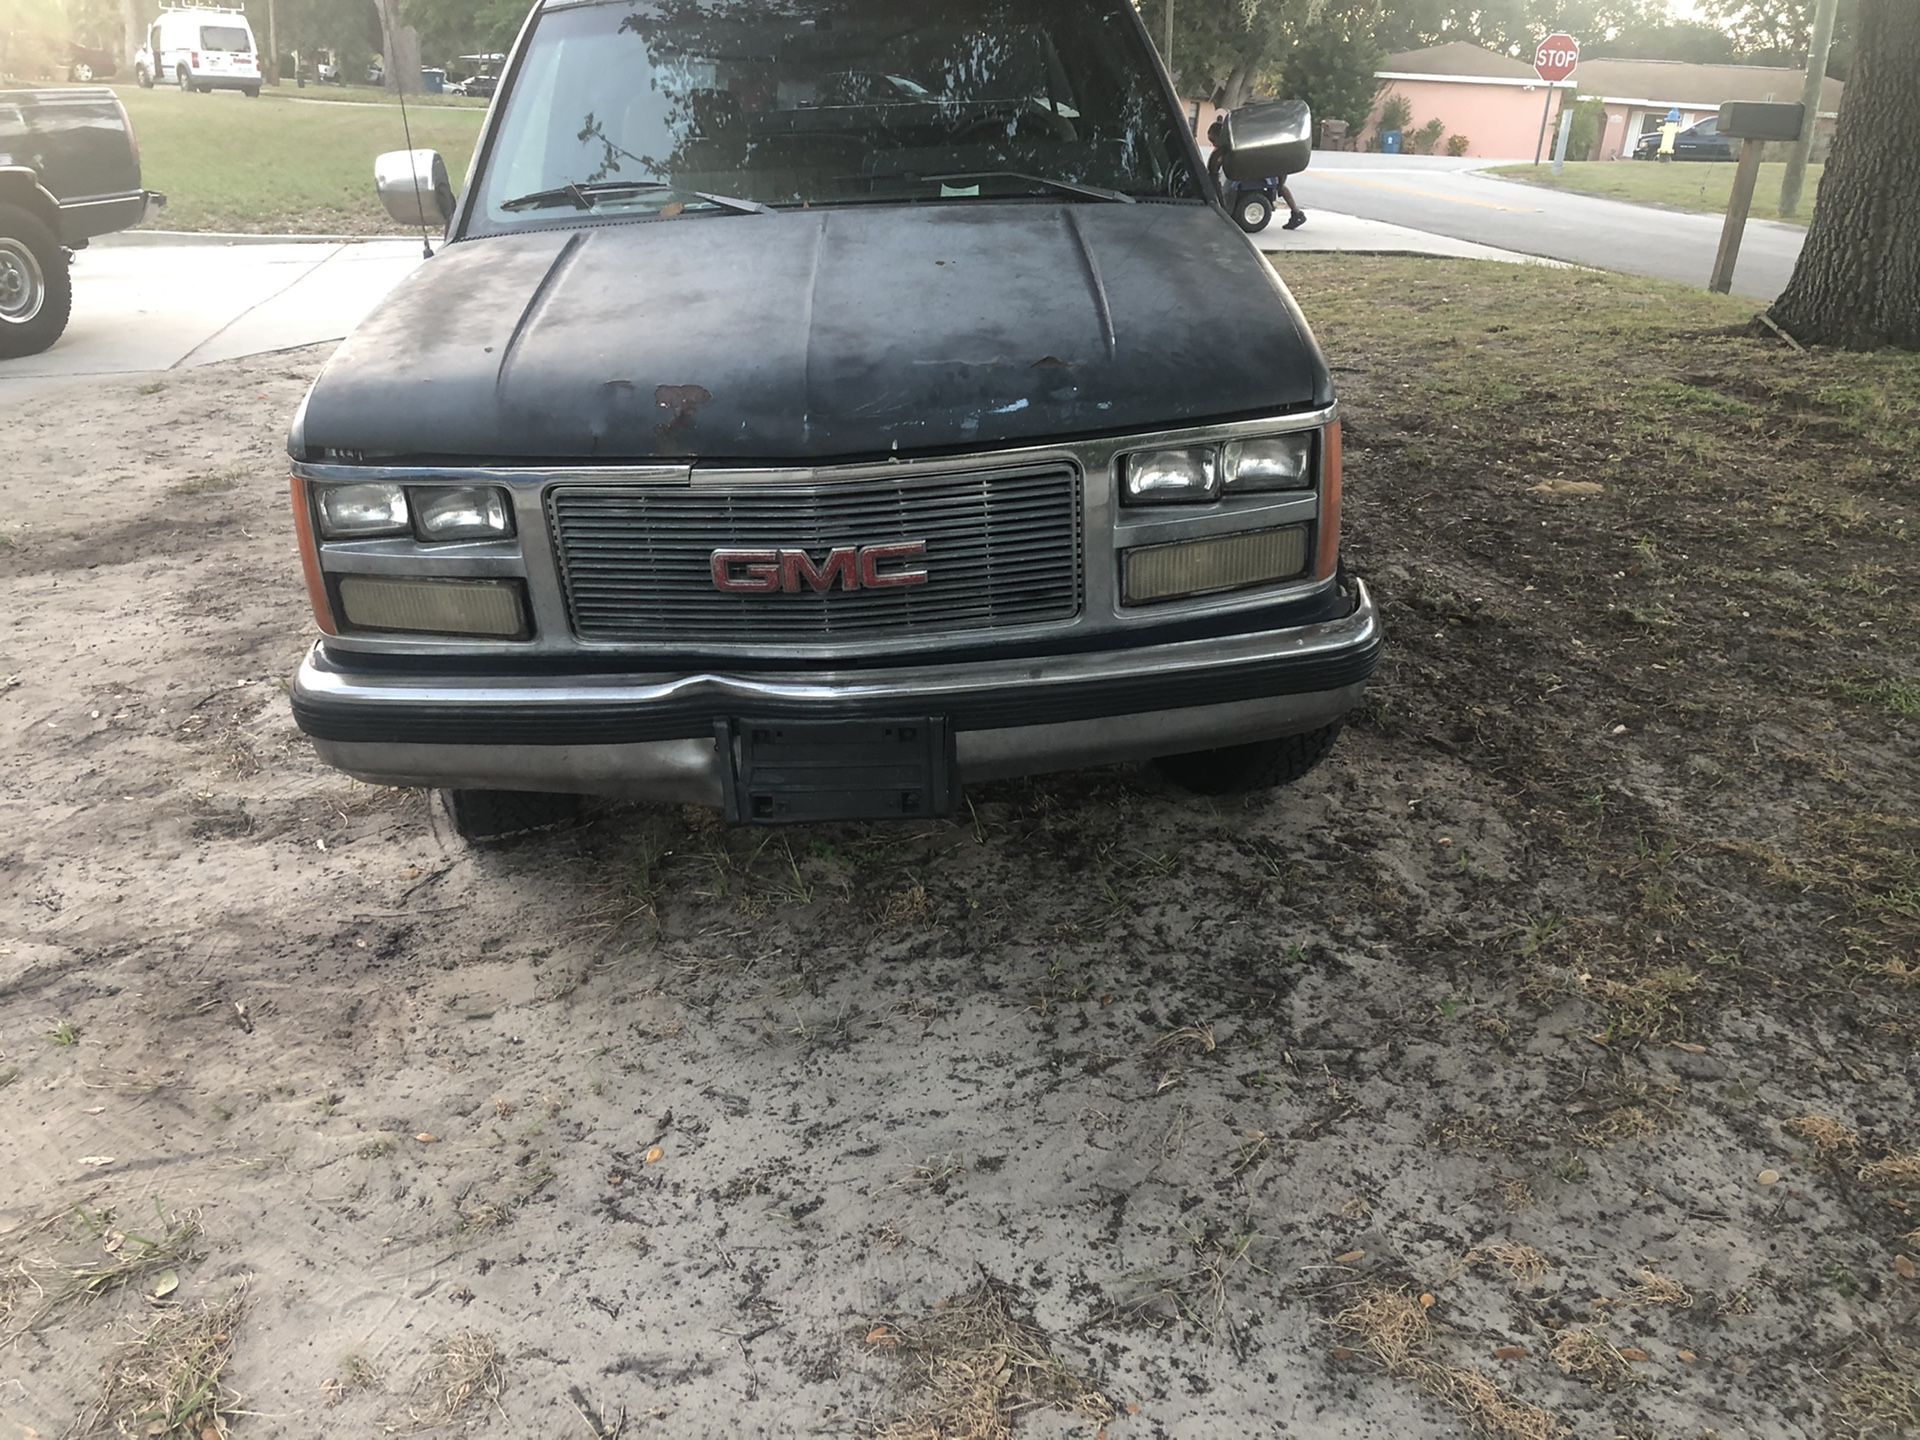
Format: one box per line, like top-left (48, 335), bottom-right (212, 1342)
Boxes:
top-left (380, 0), bottom-right (435, 259)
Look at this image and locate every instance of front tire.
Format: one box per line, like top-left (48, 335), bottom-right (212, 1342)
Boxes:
top-left (0, 203), bottom-right (73, 360)
top-left (244, 85), bottom-right (260, 97)
top-left (71, 62), bottom-right (94, 82)
top-left (443, 789), bottom-right (583, 845)
top-left (177, 65), bottom-right (193, 91)
top-left (1154, 722), bottom-right (1344, 797)
top-left (137, 63), bottom-right (154, 88)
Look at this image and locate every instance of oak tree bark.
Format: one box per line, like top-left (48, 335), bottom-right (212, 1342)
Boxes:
top-left (375, 0), bottom-right (425, 95)
top-left (1768, 0), bottom-right (1920, 350)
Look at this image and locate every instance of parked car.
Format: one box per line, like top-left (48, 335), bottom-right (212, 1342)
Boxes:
top-left (1633, 116), bottom-right (1735, 162)
top-left (449, 53), bottom-right (502, 99)
top-left (0, 87), bottom-right (165, 357)
top-left (285, 0), bottom-right (1378, 842)
top-left (66, 42), bottom-right (119, 82)
top-left (135, 2), bottom-right (261, 95)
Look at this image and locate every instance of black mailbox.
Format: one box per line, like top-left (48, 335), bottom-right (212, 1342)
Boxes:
top-left (1718, 101), bottom-right (1805, 141)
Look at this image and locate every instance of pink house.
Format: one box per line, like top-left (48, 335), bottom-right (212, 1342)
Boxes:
top-left (1359, 42), bottom-right (1569, 160)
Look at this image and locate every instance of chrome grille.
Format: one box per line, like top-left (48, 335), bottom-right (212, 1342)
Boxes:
top-left (547, 465), bottom-right (1083, 645)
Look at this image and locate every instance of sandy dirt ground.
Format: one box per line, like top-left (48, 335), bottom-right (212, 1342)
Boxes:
top-left (3, 259), bottom-right (1917, 1440)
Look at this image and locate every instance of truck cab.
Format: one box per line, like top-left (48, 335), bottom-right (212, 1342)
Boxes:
top-left (286, 0), bottom-right (1379, 840)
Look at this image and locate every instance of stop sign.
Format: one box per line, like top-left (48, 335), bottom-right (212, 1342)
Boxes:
top-left (1534, 32), bottom-right (1580, 84)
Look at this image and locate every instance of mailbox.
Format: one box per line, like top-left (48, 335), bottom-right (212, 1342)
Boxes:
top-left (1718, 101), bottom-right (1805, 142)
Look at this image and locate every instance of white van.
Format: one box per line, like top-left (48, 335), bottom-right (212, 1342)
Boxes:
top-left (135, 3), bottom-right (262, 96)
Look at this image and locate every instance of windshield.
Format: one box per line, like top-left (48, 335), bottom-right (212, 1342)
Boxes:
top-left (200, 25), bottom-right (252, 52)
top-left (474, 0), bottom-right (1198, 226)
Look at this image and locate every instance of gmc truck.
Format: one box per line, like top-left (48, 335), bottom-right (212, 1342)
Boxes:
top-left (0, 87), bottom-right (163, 358)
top-left (286, 0), bottom-right (1381, 842)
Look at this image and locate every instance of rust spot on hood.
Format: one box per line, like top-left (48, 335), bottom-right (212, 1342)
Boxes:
top-left (655, 383), bottom-right (713, 440)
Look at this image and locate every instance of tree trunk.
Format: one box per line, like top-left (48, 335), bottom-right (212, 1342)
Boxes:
top-left (1217, 61), bottom-right (1257, 112)
top-left (120, 0), bottom-right (142, 69)
top-left (1768, 0), bottom-right (1920, 350)
top-left (375, 0), bottom-right (425, 95)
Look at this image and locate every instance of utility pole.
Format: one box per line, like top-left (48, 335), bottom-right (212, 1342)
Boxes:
top-left (1779, 0), bottom-right (1839, 218)
top-left (265, 0), bottom-right (279, 85)
top-left (1163, 0), bottom-right (1174, 88)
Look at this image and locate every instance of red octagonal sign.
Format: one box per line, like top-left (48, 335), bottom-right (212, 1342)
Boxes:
top-left (1534, 32), bottom-right (1580, 84)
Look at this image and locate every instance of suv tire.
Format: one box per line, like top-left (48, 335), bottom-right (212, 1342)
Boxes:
top-left (443, 788), bottom-right (583, 844)
top-left (1154, 722), bottom-right (1343, 797)
top-left (0, 203), bottom-right (73, 360)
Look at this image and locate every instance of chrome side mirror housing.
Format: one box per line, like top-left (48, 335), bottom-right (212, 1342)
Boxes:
top-left (375, 149), bottom-right (456, 228)
top-left (1220, 100), bottom-right (1313, 182)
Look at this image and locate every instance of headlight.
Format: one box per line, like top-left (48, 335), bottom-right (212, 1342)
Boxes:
top-left (316, 482), bottom-right (408, 538)
top-left (413, 486), bottom-right (514, 541)
top-left (1122, 447), bottom-right (1219, 504)
top-left (1223, 434), bottom-right (1313, 491)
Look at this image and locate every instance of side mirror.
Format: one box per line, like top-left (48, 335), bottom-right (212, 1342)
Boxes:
top-left (375, 148), bottom-right (455, 228)
top-left (1219, 100), bottom-right (1313, 182)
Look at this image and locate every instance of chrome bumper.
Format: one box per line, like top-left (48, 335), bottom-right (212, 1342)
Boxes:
top-left (294, 581), bottom-right (1379, 804)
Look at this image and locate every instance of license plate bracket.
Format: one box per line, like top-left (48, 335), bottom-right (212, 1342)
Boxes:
top-left (719, 717), bottom-right (957, 825)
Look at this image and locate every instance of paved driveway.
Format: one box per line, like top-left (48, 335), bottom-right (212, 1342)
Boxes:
top-left (1290, 152), bottom-right (1805, 300)
top-left (0, 238), bottom-right (422, 401)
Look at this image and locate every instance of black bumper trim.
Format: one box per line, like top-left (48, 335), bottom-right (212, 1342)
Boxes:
top-left (293, 637), bottom-right (1380, 748)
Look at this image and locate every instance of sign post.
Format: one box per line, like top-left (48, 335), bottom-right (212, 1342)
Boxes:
top-left (1532, 33), bottom-right (1579, 165)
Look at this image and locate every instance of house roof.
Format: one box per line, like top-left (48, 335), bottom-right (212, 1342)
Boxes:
top-left (1576, 58), bottom-right (1844, 110)
top-left (1378, 42), bottom-right (1539, 81)
top-left (1375, 44), bottom-right (1845, 112)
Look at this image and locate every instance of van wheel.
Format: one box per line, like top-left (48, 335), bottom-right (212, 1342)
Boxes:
top-left (443, 789), bottom-right (583, 845)
top-left (1154, 722), bottom-right (1343, 797)
top-left (244, 85), bottom-right (260, 97)
top-left (177, 65), bottom-right (193, 90)
top-left (71, 62), bottom-right (95, 82)
top-left (0, 204), bottom-right (72, 360)
top-left (137, 63), bottom-right (154, 88)
top-left (1234, 192), bottom-right (1273, 233)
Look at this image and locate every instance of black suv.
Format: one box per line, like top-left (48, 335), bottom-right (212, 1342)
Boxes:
top-left (286, 0), bottom-right (1379, 839)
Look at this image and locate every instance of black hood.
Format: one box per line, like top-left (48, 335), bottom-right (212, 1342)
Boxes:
top-left (295, 203), bottom-right (1330, 464)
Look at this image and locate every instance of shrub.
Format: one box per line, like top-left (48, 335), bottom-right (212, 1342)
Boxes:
top-left (1414, 118), bottom-right (1447, 154)
top-left (1377, 93), bottom-right (1413, 134)
top-left (1446, 134), bottom-right (1471, 156)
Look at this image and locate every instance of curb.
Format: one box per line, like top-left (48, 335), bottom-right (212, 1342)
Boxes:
top-left (97, 229), bottom-right (423, 248)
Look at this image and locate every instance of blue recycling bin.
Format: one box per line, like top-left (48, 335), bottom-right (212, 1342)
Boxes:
top-left (420, 67), bottom-right (446, 93)
top-left (1379, 129), bottom-right (1403, 154)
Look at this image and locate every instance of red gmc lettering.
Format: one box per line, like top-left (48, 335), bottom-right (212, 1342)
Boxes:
top-left (858, 540), bottom-right (929, 589)
top-left (712, 542), bottom-right (930, 594)
top-left (711, 548), bottom-right (782, 593)
top-left (781, 546), bottom-right (861, 593)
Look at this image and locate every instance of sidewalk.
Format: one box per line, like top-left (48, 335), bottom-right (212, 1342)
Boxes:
top-left (1256, 207), bottom-right (1563, 264)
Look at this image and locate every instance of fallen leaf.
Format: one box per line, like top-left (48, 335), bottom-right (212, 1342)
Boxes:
top-left (659, 201), bottom-right (685, 219)
top-left (1126, 1402), bottom-right (1142, 1415)
top-left (865, 1326), bottom-right (896, 1347)
top-left (1492, 1344), bottom-right (1528, 1360)
top-left (1671, 1041), bottom-right (1708, 1054)
top-left (77, 1155), bottom-right (115, 1167)
top-left (415, 1132), bottom-right (438, 1144)
top-left (1529, 478), bottom-right (1605, 497)
top-left (1895, 1254), bottom-right (1917, 1280)
top-left (1419, 1292), bottom-right (1436, 1309)
top-left (1757, 1168), bottom-right (1781, 1186)
top-left (1620, 1346), bottom-right (1651, 1362)
top-left (1330, 1346), bottom-right (1357, 1361)
top-left (1334, 1249), bottom-right (1365, 1264)
top-left (84, 1105), bottom-right (105, 1115)
top-left (1677, 1349), bottom-right (1698, 1364)
top-left (645, 1145), bottom-right (665, 1165)
top-left (150, 1271), bottom-right (179, 1300)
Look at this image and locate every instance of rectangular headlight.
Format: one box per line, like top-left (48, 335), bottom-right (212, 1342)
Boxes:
top-left (335, 576), bottom-right (527, 637)
top-left (412, 486), bottom-right (514, 542)
top-left (1123, 526), bottom-right (1309, 605)
top-left (1223, 433), bottom-right (1313, 491)
top-left (1123, 446), bottom-right (1219, 505)
top-left (316, 482), bottom-right (408, 538)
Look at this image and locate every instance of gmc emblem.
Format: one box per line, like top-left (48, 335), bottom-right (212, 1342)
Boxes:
top-left (711, 541), bottom-right (929, 594)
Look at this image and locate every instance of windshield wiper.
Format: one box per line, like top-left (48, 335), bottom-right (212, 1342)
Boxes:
top-left (922, 170), bottom-right (1136, 203)
top-left (499, 180), bottom-right (771, 216)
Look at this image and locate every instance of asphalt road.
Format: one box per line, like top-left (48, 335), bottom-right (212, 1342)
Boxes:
top-left (1291, 153), bottom-right (1805, 301)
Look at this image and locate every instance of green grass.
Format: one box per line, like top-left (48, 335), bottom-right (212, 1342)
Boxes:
top-left (1486, 159), bottom-right (1824, 227)
top-left (111, 83), bottom-right (485, 233)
